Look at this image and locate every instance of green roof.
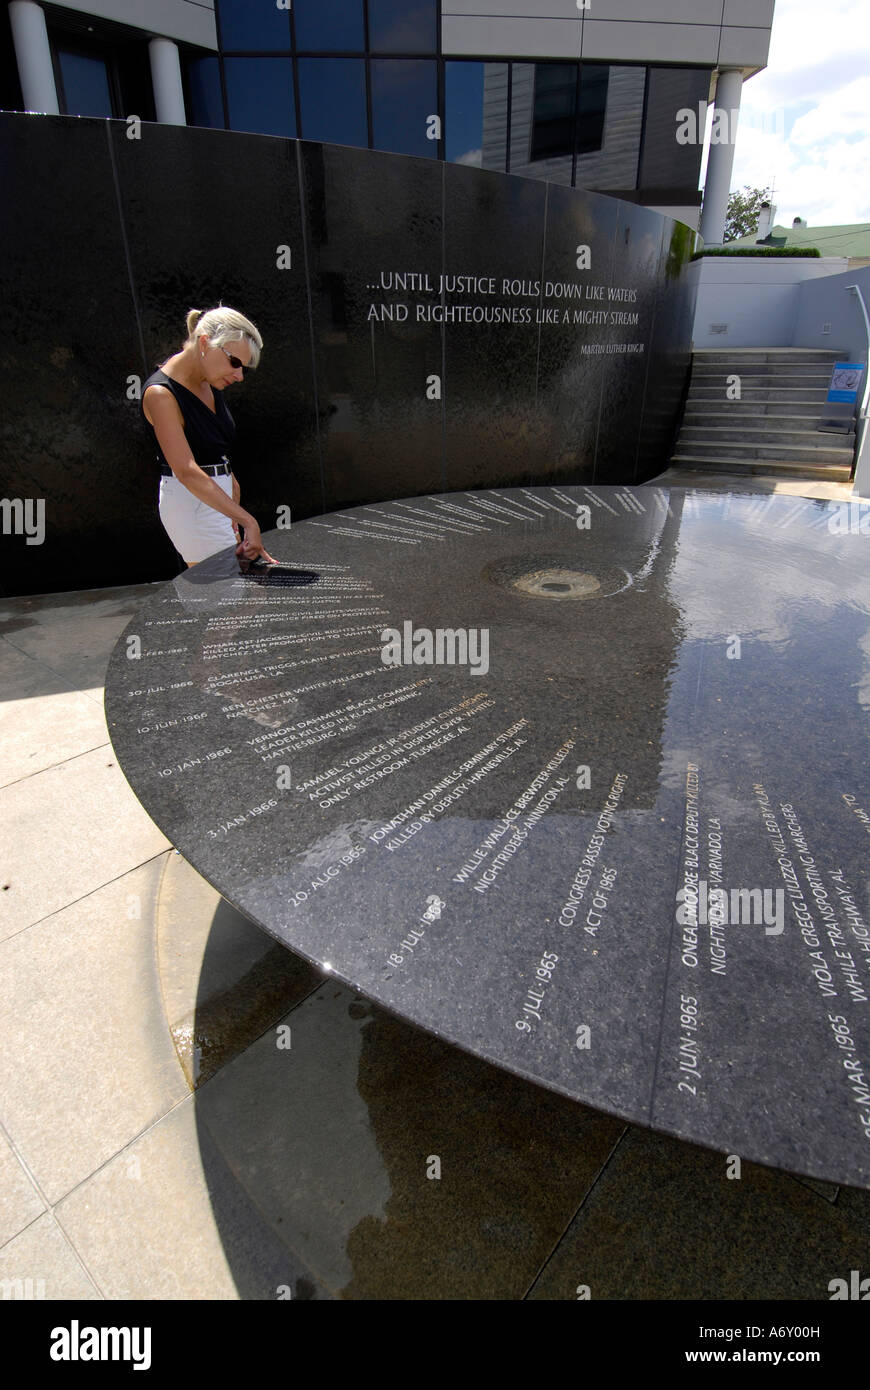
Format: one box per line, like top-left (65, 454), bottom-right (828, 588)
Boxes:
top-left (726, 222), bottom-right (870, 258)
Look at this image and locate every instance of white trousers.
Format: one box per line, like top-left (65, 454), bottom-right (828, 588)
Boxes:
top-left (158, 473), bottom-right (237, 564)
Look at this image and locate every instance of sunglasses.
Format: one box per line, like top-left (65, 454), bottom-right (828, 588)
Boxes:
top-left (219, 346), bottom-right (249, 372)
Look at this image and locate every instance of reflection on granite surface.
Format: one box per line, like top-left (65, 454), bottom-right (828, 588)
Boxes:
top-left (107, 485), bottom-right (870, 1189)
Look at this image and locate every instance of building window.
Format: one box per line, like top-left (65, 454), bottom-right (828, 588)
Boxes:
top-left (46, 18), bottom-right (153, 123)
top-left (527, 63), bottom-right (608, 164)
top-left (0, 2), bottom-right (23, 111)
top-left (507, 61), bottom-right (645, 192)
top-left (510, 63), bottom-right (571, 185)
top-left (368, 0), bottom-right (436, 54)
top-left (575, 66), bottom-right (609, 155)
top-left (293, 0), bottom-right (365, 52)
top-left (204, 9), bottom-right (710, 209)
top-left (639, 67), bottom-right (709, 199)
top-left (445, 60), bottom-right (509, 172)
top-left (529, 64), bottom-right (577, 162)
top-left (56, 47), bottom-right (114, 118)
top-left (186, 57), bottom-right (224, 130)
top-left (224, 58), bottom-right (295, 138)
top-left (573, 66), bottom-right (644, 193)
top-left (216, 0), bottom-right (291, 52)
top-left (371, 59), bottom-right (437, 158)
top-left (297, 58), bottom-right (367, 146)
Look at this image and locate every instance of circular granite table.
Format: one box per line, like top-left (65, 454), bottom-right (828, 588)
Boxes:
top-left (106, 486), bottom-right (870, 1188)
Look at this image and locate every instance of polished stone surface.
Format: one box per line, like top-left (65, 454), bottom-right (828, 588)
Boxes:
top-left (105, 485), bottom-right (870, 1188)
top-left (0, 114), bottom-right (162, 595)
top-left (111, 122), bottom-right (325, 538)
top-left (526, 1127), bottom-right (868, 1301)
top-left (1, 113), bottom-right (695, 598)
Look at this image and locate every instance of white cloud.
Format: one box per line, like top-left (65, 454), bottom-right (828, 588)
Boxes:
top-left (727, 0), bottom-right (870, 225)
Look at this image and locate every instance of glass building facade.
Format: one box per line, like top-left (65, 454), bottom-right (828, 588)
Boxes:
top-left (0, 0), bottom-right (709, 210)
top-left (184, 0), bottom-right (708, 207)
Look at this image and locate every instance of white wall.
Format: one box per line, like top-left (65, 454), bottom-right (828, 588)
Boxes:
top-left (690, 256), bottom-right (849, 349)
top-left (442, 0), bottom-right (774, 66)
top-left (648, 205), bottom-right (700, 229)
top-left (793, 265), bottom-right (870, 362)
top-left (792, 265), bottom-right (870, 494)
top-left (34, 0), bottom-right (217, 49)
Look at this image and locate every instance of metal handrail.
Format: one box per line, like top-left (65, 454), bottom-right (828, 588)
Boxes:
top-left (845, 284), bottom-right (870, 486)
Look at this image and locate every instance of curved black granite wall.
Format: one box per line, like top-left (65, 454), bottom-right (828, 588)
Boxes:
top-left (0, 113), bottom-right (696, 597)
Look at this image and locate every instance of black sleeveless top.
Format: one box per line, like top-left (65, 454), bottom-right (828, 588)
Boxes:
top-left (141, 367), bottom-right (236, 474)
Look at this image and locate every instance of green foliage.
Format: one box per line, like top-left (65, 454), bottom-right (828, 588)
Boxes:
top-left (692, 246), bottom-right (821, 260)
top-left (724, 185), bottom-right (773, 242)
top-left (666, 220), bottom-right (696, 279)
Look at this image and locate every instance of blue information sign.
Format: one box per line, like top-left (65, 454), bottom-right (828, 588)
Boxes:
top-left (827, 362), bottom-right (865, 404)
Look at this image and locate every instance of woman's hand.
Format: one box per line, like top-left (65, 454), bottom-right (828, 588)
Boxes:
top-left (235, 517), bottom-right (277, 565)
top-left (231, 473), bottom-right (241, 543)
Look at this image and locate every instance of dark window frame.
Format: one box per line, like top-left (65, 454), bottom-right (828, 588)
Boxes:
top-left (287, 0), bottom-right (366, 55)
top-left (528, 62), bottom-right (581, 165)
top-left (213, 0), bottom-right (292, 55)
top-left (574, 63), bottom-right (610, 160)
top-left (366, 0), bottom-right (437, 57)
top-left (50, 33), bottom-right (123, 118)
top-left (369, 56), bottom-right (439, 160)
top-left (222, 54), bottom-right (297, 139)
top-left (443, 57), bottom-right (510, 174)
top-left (180, 52), bottom-right (226, 131)
top-left (295, 55), bottom-right (369, 146)
top-left (524, 60), bottom-right (610, 177)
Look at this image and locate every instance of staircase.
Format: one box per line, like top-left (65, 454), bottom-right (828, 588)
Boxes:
top-left (671, 349), bottom-right (856, 482)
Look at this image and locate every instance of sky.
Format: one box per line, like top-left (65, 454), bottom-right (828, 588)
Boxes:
top-left (725, 0), bottom-right (870, 228)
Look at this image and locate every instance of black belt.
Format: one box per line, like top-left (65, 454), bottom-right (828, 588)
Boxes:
top-left (160, 461), bottom-right (232, 477)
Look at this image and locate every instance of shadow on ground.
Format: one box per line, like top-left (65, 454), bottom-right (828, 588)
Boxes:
top-left (157, 855), bottom-right (870, 1300)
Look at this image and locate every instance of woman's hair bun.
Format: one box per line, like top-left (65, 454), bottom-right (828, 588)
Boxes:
top-left (183, 305), bottom-right (263, 368)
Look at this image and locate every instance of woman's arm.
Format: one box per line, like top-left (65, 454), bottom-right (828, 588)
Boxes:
top-left (231, 471), bottom-right (240, 543)
top-left (145, 386), bottom-right (274, 560)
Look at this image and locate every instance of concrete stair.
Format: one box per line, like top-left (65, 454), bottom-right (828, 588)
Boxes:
top-left (671, 349), bottom-right (856, 481)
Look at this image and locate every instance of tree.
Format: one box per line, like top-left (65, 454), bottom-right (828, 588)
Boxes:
top-left (724, 186), bottom-right (773, 243)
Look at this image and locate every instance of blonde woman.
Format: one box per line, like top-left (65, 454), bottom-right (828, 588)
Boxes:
top-left (141, 306), bottom-right (276, 566)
